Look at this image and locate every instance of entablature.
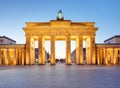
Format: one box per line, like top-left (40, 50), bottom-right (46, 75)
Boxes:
top-left (96, 44), bottom-right (120, 48)
top-left (0, 44), bottom-right (26, 49)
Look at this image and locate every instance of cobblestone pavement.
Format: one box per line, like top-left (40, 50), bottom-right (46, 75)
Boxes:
top-left (0, 64), bottom-right (120, 88)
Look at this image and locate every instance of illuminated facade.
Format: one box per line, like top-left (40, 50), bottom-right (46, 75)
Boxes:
top-left (96, 35), bottom-right (120, 65)
top-left (23, 20), bottom-right (97, 65)
top-left (0, 44), bottom-right (25, 65)
top-left (0, 11), bottom-right (120, 65)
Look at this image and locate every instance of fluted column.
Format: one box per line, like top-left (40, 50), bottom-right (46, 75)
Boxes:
top-left (8, 49), bottom-right (10, 65)
top-left (3, 49), bottom-right (8, 65)
top-left (50, 36), bottom-right (55, 65)
top-left (76, 36), bottom-right (83, 65)
top-left (90, 36), bottom-right (96, 65)
top-left (15, 49), bottom-right (19, 65)
top-left (30, 38), bottom-right (35, 65)
top-left (111, 48), bottom-right (114, 64)
top-left (113, 48), bottom-right (116, 64)
top-left (100, 49), bottom-right (103, 64)
top-left (97, 49), bottom-right (100, 65)
top-left (42, 43), bottom-right (46, 65)
top-left (117, 48), bottom-right (120, 64)
top-left (26, 36), bottom-right (35, 65)
top-left (38, 36), bottom-right (45, 65)
top-left (18, 49), bottom-right (22, 65)
top-left (22, 49), bottom-right (25, 65)
top-left (0, 49), bottom-right (2, 65)
top-left (86, 38), bottom-right (91, 64)
top-left (14, 49), bottom-right (16, 65)
top-left (76, 37), bottom-right (79, 65)
top-left (66, 36), bottom-right (71, 65)
top-left (25, 36), bottom-right (31, 65)
top-left (104, 48), bottom-right (108, 65)
top-left (8, 49), bottom-right (15, 65)
top-left (38, 36), bottom-right (42, 65)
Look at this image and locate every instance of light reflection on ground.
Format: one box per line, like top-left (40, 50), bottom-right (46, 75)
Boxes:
top-left (0, 64), bottom-right (120, 88)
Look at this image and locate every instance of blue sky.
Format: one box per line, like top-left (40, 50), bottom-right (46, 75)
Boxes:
top-left (0, 0), bottom-right (120, 58)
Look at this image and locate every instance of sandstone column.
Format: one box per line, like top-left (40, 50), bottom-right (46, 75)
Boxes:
top-left (9, 49), bottom-right (15, 65)
top-left (0, 49), bottom-right (2, 65)
top-left (76, 37), bottom-right (79, 65)
top-left (50, 36), bottom-right (55, 65)
top-left (100, 49), bottom-right (103, 64)
top-left (66, 36), bottom-right (71, 65)
top-left (18, 49), bottom-right (22, 65)
top-left (25, 36), bottom-right (35, 65)
top-left (113, 48), bottom-right (117, 65)
top-left (111, 48), bottom-right (114, 64)
top-left (14, 49), bottom-right (16, 65)
top-left (22, 49), bottom-right (25, 65)
top-left (38, 36), bottom-right (45, 65)
top-left (76, 36), bottom-right (83, 65)
top-left (42, 42), bottom-right (46, 65)
top-left (90, 36), bottom-right (96, 65)
top-left (3, 49), bottom-right (8, 65)
top-left (25, 36), bottom-right (31, 65)
top-left (15, 49), bottom-right (19, 65)
top-left (86, 37), bottom-right (91, 64)
top-left (97, 48), bottom-right (100, 65)
top-left (104, 48), bottom-right (107, 65)
top-left (38, 36), bottom-right (42, 65)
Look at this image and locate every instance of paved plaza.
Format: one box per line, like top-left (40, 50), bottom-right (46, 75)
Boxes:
top-left (0, 64), bottom-right (120, 88)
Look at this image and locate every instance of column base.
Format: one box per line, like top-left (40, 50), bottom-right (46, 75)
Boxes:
top-left (66, 63), bottom-right (72, 65)
top-left (50, 63), bottom-right (56, 65)
top-left (38, 63), bottom-right (46, 65)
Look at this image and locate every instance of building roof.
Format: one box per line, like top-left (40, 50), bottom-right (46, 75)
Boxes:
top-left (104, 35), bottom-right (120, 42)
top-left (0, 36), bottom-right (16, 43)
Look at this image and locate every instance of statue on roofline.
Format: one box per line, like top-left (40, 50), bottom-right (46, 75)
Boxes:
top-left (57, 10), bottom-right (64, 20)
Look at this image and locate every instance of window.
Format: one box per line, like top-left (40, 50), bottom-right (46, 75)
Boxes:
top-left (0, 40), bottom-right (3, 42)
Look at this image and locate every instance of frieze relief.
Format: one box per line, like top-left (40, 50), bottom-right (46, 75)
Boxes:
top-left (26, 32), bottom-right (95, 36)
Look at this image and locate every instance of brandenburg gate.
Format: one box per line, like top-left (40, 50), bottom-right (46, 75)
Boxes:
top-left (23, 10), bottom-right (98, 65)
top-left (1, 11), bottom-right (120, 65)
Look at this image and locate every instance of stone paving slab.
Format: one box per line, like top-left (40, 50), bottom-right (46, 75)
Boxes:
top-left (0, 64), bottom-right (120, 88)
